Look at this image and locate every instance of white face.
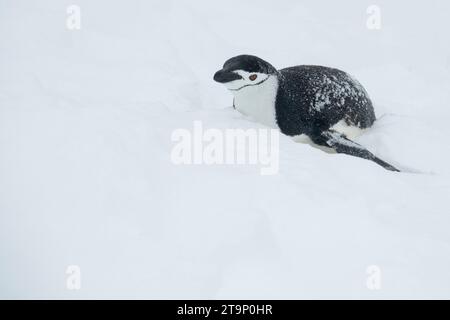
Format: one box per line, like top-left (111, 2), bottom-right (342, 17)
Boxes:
top-left (223, 70), bottom-right (271, 91)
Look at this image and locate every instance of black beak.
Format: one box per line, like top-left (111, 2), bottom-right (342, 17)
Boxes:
top-left (213, 69), bottom-right (243, 83)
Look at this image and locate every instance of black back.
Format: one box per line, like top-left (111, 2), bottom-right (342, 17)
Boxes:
top-left (274, 65), bottom-right (376, 136)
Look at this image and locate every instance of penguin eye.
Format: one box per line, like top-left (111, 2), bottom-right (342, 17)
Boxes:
top-left (249, 74), bottom-right (257, 81)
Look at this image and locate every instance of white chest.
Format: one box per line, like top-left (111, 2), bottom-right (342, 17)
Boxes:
top-left (232, 76), bottom-right (279, 128)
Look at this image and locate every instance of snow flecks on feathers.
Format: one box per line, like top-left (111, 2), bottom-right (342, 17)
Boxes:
top-left (324, 130), bottom-right (364, 150)
top-left (275, 65), bottom-right (376, 136)
top-left (309, 73), bottom-right (369, 112)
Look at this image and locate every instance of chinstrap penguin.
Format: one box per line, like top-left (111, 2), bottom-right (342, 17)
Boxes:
top-left (213, 55), bottom-right (399, 172)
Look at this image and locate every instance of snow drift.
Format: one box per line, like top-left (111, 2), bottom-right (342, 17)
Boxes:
top-left (1, 0), bottom-right (450, 298)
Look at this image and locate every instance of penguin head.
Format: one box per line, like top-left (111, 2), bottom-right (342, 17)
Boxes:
top-left (213, 55), bottom-right (277, 91)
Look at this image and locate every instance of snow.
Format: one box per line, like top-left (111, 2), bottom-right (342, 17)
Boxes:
top-left (1, 0), bottom-right (450, 299)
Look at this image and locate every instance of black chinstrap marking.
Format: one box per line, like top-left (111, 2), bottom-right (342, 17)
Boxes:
top-left (228, 75), bottom-right (271, 91)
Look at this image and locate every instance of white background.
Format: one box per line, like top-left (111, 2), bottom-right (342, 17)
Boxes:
top-left (1, 0), bottom-right (450, 298)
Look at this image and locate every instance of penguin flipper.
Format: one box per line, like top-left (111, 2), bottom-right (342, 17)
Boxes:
top-left (309, 130), bottom-right (400, 172)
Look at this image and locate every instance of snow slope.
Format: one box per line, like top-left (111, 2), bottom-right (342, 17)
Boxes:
top-left (1, 0), bottom-right (450, 298)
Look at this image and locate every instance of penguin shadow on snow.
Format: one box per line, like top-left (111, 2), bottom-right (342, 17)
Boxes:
top-left (213, 54), bottom-right (428, 174)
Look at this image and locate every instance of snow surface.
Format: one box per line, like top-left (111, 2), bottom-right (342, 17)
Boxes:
top-left (1, 0), bottom-right (450, 299)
